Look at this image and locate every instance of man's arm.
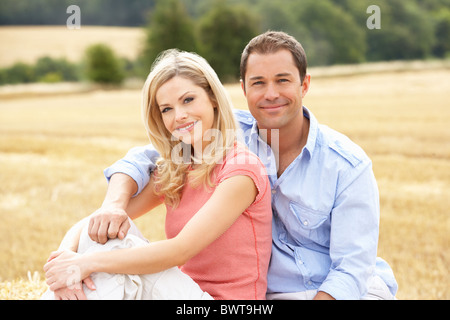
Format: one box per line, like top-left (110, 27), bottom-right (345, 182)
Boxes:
top-left (318, 162), bottom-right (380, 300)
top-left (103, 144), bottom-right (159, 195)
top-left (88, 144), bottom-right (160, 243)
top-left (87, 173), bottom-right (137, 244)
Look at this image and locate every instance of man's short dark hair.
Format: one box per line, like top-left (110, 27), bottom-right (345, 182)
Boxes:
top-left (240, 31), bottom-right (308, 88)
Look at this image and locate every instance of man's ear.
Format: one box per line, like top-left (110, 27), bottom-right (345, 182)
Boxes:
top-left (240, 79), bottom-right (246, 96)
top-left (301, 74), bottom-right (311, 98)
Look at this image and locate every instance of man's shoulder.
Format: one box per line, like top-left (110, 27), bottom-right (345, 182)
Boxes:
top-left (233, 109), bottom-right (254, 127)
top-left (317, 124), bottom-right (370, 168)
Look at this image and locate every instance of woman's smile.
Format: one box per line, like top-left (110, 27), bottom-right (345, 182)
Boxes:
top-left (175, 120), bottom-right (199, 132)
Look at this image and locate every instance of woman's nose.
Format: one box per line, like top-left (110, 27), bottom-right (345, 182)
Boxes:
top-left (175, 107), bottom-right (188, 122)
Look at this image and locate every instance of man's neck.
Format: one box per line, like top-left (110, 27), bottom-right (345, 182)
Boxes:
top-left (261, 113), bottom-right (310, 177)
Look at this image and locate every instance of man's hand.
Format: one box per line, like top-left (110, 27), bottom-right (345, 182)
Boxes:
top-left (313, 291), bottom-right (336, 300)
top-left (86, 172), bottom-right (138, 244)
top-left (88, 207), bottom-right (130, 244)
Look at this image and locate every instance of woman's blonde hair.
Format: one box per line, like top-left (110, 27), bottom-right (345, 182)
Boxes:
top-left (142, 49), bottom-right (237, 207)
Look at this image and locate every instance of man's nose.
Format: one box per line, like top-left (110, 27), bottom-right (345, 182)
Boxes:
top-left (264, 83), bottom-right (280, 100)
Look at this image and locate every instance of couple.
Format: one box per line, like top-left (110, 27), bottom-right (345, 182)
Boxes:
top-left (43, 31), bottom-right (398, 300)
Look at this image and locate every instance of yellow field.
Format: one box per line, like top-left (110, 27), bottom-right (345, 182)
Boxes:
top-left (0, 26), bottom-right (144, 67)
top-left (0, 27), bottom-right (449, 300)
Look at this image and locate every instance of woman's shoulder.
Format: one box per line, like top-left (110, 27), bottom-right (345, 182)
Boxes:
top-left (221, 142), bottom-right (265, 169)
top-left (216, 142), bottom-right (269, 195)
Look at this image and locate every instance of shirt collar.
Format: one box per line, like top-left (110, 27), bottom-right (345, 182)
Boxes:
top-left (302, 105), bottom-right (318, 160)
top-left (248, 106), bottom-right (318, 160)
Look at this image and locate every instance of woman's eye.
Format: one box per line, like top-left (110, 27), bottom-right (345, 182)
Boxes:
top-left (161, 107), bottom-right (171, 113)
top-left (183, 97), bottom-right (194, 104)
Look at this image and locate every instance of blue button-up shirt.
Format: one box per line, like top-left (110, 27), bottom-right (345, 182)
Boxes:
top-left (104, 106), bottom-right (397, 299)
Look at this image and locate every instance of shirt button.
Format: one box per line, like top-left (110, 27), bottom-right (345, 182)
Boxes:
top-left (271, 189), bottom-right (277, 194)
top-left (116, 275), bottom-right (125, 285)
top-left (303, 220), bottom-right (309, 226)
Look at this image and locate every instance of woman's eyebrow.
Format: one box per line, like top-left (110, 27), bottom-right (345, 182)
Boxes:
top-left (178, 91), bottom-right (195, 102)
top-left (159, 91), bottom-right (195, 109)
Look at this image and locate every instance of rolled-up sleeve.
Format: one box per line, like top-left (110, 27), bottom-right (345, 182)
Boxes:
top-left (103, 144), bottom-right (160, 196)
top-left (318, 160), bottom-right (380, 300)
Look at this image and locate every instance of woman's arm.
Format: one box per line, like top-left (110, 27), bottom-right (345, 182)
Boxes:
top-left (44, 175), bottom-right (257, 290)
top-left (92, 175), bottom-right (257, 274)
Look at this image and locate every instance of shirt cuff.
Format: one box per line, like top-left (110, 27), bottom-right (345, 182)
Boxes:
top-left (103, 161), bottom-right (149, 197)
top-left (318, 272), bottom-right (362, 300)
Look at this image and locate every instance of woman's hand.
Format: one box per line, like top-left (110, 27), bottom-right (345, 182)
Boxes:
top-left (44, 250), bottom-right (93, 292)
top-left (52, 277), bottom-right (96, 300)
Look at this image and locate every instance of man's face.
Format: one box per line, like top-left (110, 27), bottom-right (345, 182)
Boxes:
top-left (242, 49), bottom-right (310, 131)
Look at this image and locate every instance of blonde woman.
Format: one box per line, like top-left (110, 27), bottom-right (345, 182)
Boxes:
top-left (43, 49), bottom-right (272, 300)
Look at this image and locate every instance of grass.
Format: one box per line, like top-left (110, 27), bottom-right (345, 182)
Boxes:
top-left (0, 26), bottom-right (448, 300)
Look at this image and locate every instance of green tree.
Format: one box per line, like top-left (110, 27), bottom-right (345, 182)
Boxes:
top-left (34, 57), bottom-right (79, 82)
top-left (292, 0), bottom-right (366, 65)
top-left (3, 62), bottom-right (35, 84)
top-left (198, 1), bottom-right (259, 82)
top-left (84, 44), bottom-right (125, 84)
top-left (366, 0), bottom-right (435, 61)
top-left (432, 8), bottom-right (450, 57)
top-left (140, 0), bottom-right (198, 75)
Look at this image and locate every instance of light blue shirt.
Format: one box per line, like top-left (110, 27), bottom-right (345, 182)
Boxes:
top-left (104, 106), bottom-right (398, 299)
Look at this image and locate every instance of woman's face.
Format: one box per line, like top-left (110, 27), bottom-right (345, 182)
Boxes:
top-left (156, 76), bottom-right (216, 151)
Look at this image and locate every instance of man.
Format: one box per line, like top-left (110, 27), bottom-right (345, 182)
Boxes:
top-left (92, 31), bottom-right (398, 299)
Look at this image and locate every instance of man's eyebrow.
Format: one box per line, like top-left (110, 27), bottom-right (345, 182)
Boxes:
top-left (248, 73), bottom-right (293, 81)
top-left (248, 76), bottom-right (264, 81)
top-left (275, 72), bottom-right (293, 77)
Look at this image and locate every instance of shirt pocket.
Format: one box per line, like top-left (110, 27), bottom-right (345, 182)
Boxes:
top-left (288, 201), bottom-right (330, 247)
